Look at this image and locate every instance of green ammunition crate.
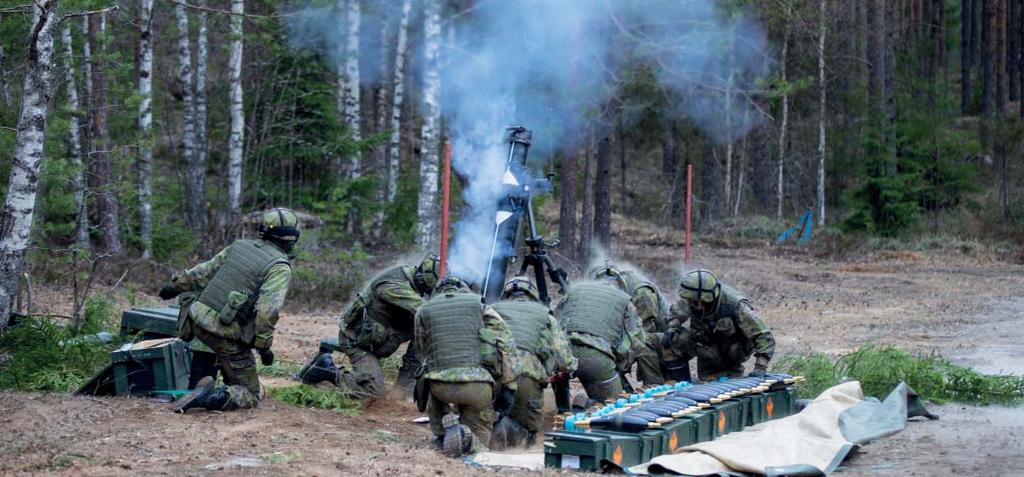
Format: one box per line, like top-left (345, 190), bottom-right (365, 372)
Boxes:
top-left (544, 431), bottom-right (611, 471)
top-left (763, 389), bottom-right (796, 421)
top-left (686, 410), bottom-right (715, 442)
top-left (708, 400), bottom-right (743, 438)
top-left (730, 397), bottom-right (749, 431)
top-left (646, 417), bottom-right (698, 455)
top-left (111, 338), bottom-right (191, 395)
top-left (119, 306), bottom-right (181, 339)
top-left (746, 393), bottom-right (769, 426)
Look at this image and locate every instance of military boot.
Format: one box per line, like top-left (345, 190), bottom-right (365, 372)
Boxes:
top-left (441, 414), bottom-right (472, 458)
top-left (173, 376), bottom-right (229, 413)
top-left (298, 353), bottom-right (340, 386)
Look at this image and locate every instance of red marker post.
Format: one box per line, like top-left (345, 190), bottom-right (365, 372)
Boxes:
top-left (439, 142), bottom-right (453, 277)
top-left (685, 163), bottom-right (692, 265)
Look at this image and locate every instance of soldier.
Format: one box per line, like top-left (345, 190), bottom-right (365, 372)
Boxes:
top-left (663, 269), bottom-right (776, 381)
top-left (299, 255), bottom-right (440, 397)
top-left (554, 280), bottom-right (646, 409)
top-left (162, 208), bottom-right (299, 413)
top-left (415, 276), bottom-right (519, 457)
top-left (591, 264), bottom-right (673, 385)
top-left (489, 276), bottom-right (577, 448)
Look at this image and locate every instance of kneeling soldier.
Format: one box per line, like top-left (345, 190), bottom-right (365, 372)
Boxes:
top-left (162, 208), bottom-right (298, 412)
top-left (415, 276), bottom-right (519, 457)
top-left (489, 276), bottom-right (576, 448)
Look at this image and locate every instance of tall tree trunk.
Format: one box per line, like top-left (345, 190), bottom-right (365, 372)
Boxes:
top-left (371, 17), bottom-right (391, 239)
top-left (884, 0), bottom-right (897, 175)
top-left (963, 0), bottom-right (974, 113)
top-left (138, 0), bottom-right (154, 259)
top-left (387, 0), bottom-right (412, 205)
top-left (1020, 0), bottom-right (1024, 117)
top-left (63, 24), bottom-right (90, 250)
top-left (340, 0), bottom-right (362, 178)
top-left (0, 38), bottom-right (9, 107)
top-left (724, 73), bottom-right (733, 210)
top-left (578, 127), bottom-right (596, 264)
top-left (777, 4), bottom-right (791, 220)
top-left (733, 111), bottom-right (748, 217)
top-left (662, 120), bottom-right (677, 176)
top-left (594, 135), bottom-right (613, 250)
top-left (997, 0), bottom-right (1008, 112)
top-left (195, 0), bottom-right (209, 178)
top-left (417, 0), bottom-right (442, 252)
top-left (89, 14), bottom-right (121, 254)
top-left (817, 0), bottom-right (828, 226)
top-left (558, 142), bottom-right (578, 262)
top-left (80, 16), bottom-right (92, 159)
top-left (1, 0), bottom-right (59, 328)
top-left (983, 0), bottom-right (996, 118)
top-left (175, 2), bottom-right (204, 230)
top-left (1011, 0), bottom-right (1020, 100)
top-left (227, 0), bottom-right (245, 227)
top-left (618, 119), bottom-right (627, 214)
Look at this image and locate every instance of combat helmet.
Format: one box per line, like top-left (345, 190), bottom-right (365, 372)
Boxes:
top-left (434, 275), bottom-right (470, 294)
top-left (678, 269), bottom-right (721, 314)
top-left (501, 275), bottom-right (541, 302)
top-left (591, 263), bottom-right (627, 291)
top-left (259, 208), bottom-right (301, 251)
top-left (413, 254), bottom-right (441, 295)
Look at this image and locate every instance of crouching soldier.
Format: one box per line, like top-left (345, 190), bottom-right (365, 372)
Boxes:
top-left (299, 255), bottom-right (439, 397)
top-left (555, 280), bottom-right (646, 409)
top-left (489, 277), bottom-right (577, 449)
top-left (162, 208), bottom-right (298, 412)
top-left (415, 276), bottom-right (519, 457)
top-left (663, 269), bottom-right (775, 381)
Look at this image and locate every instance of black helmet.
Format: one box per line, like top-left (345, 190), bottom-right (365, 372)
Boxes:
top-left (413, 254), bottom-right (441, 295)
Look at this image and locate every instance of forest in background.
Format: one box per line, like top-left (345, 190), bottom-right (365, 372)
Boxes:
top-left (1, 0), bottom-right (1023, 326)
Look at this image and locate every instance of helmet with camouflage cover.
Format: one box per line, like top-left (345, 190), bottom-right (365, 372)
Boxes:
top-left (413, 254), bottom-right (441, 295)
top-left (590, 263), bottom-right (627, 291)
top-left (501, 275), bottom-right (541, 302)
top-left (678, 269), bottom-right (721, 315)
top-left (258, 208), bottom-right (301, 250)
top-left (434, 275), bottom-right (470, 294)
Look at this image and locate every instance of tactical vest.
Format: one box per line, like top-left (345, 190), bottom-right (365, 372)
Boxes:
top-left (198, 239), bottom-right (289, 322)
top-left (419, 292), bottom-right (484, 372)
top-left (557, 282), bottom-right (629, 346)
top-left (714, 284), bottom-right (749, 322)
top-left (360, 265), bottom-right (417, 330)
top-left (492, 300), bottom-right (549, 356)
top-left (622, 272), bottom-right (668, 332)
top-left (692, 284), bottom-right (751, 344)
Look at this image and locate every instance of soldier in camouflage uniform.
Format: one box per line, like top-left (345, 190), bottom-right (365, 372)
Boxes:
top-left (489, 276), bottom-right (577, 449)
top-left (163, 208), bottom-right (299, 412)
top-left (663, 269), bottom-right (776, 381)
top-left (415, 276), bottom-right (519, 457)
top-left (554, 280), bottom-right (646, 408)
top-left (299, 256), bottom-right (439, 397)
top-left (592, 264), bottom-right (669, 385)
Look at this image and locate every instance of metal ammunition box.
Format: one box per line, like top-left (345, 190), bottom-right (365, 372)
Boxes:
top-left (763, 389), bottom-right (796, 421)
top-left (544, 431), bottom-right (612, 471)
top-left (646, 417), bottom-right (698, 455)
top-left (111, 338), bottom-right (191, 395)
top-left (746, 393), bottom-right (769, 426)
top-left (119, 306), bottom-right (181, 339)
top-left (708, 400), bottom-right (743, 438)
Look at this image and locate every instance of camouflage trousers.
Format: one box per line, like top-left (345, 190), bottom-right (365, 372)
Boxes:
top-left (693, 341), bottom-right (750, 382)
top-left (427, 381), bottom-right (496, 453)
top-left (339, 344), bottom-right (420, 397)
top-left (635, 335), bottom-right (665, 386)
top-left (193, 328), bottom-right (262, 410)
top-left (509, 375), bottom-right (545, 436)
top-left (571, 344), bottom-right (623, 404)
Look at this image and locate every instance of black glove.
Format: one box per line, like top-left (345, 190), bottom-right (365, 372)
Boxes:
top-left (494, 387), bottom-right (515, 419)
top-left (258, 348), bottom-right (275, 366)
top-left (749, 366), bottom-right (767, 378)
top-left (660, 331), bottom-right (676, 349)
top-left (158, 285), bottom-right (180, 300)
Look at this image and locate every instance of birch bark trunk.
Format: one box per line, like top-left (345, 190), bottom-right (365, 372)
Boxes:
top-left (227, 0), bottom-right (245, 226)
top-left (195, 0), bottom-right (209, 176)
top-left (63, 24), bottom-right (90, 250)
top-left (818, 0), bottom-right (828, 226)
top-left (371, 13), bottom-right (391, 238)
top-left (777, 4), bottom-right (791, 221)
top-left (138, 0), bottom-right (155, 258)
top-left (387, 0), bottom-right (412, 205)
top-left (0, 0), bottom-right (59, 327)
top-left (340, 0), bottom-right (362, 178)
top-left (417, 0), bottom-right (442, 252)
top-left (0, 37), bottom-right (9, 107)
top-left (89, 13), bottom-right (121, 254)
top-left (175, 1), bottom-right (204, 230)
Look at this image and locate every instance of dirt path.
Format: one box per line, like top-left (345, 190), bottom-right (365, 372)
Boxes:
top-left (2, 234), bottom-right (1022, 475)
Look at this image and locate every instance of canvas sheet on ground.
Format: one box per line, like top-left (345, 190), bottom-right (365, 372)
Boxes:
top-left (632, 381), bottom-right (937, 476)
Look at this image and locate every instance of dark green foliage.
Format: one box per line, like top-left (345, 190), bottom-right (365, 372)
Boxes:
top-left (267, 384), bottom-right (362, 414)
top-left (774, 344), bottom-right (1024, 405)
top-left (0, 298), bottom-right (122, 392)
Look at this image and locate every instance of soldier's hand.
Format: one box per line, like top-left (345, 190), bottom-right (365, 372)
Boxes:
top-left (259, 349), bottom-right (275, 366)
top-left (660, 331), bottom-right (676, 349)
top-left (158, 285), bottom-right (179, 300)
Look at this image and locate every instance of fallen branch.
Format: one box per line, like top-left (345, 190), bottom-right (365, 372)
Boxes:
top-left (57, 4), bottom-right (119, 24)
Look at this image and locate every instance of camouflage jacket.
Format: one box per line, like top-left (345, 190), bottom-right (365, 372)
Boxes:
top-left (667, 299), bottom-right (775, 368)
top-left (505, 299), bottom-right (578, 384)
top-left (631, 285), bottom-right (663, 334)
top-left (168, 242), bottom-right (291, 348)
top-left (415, 304), bottom-right (519, 391)
top-left (338, 269), bottom-right (425, 348)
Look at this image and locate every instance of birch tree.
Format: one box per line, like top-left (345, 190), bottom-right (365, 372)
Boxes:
top-left (339, 0), bottom-right (361, 178)
top-left (417, 0), bottom-right (442, 251)
top-left (387, 0), bottom-right (412, 205)
top-left (776, 0), bottom-right (791, 221)
top-left (817, 0), bottom-right (827, 226)
top-left (63, 23), bottom-right (89, 250)
top-left (138, 0), bottom-right (154, 258)
top-left (175, 1), bottom-right (204, 230)
top-left (0, 31), bottom-right (9, 107)
top-left (227, 0), bottom-right (245, 226)
top-left (195, 0), bottom-right (209, 175)
top-left (89, 13), bottom-right (121, 254)
top-left (0, 0), bottom-right (59, 327)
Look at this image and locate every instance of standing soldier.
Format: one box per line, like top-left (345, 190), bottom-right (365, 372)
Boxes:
top-left (490, 276), bottom-right (577, 448)
top-left (162, 208), bottom-right (299, 413)
top-left (591, 264), bottom-right (671, 384)
top-left (554, 280), bottom-right (646, 409)
top-left (663, 269), bottom-right (775, 381)
top-left (415, 276), bottom-right (519, 457)
top-left (299, 255), bottom-right (440, 397)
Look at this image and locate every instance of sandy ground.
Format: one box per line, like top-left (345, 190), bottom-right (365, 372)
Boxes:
top-left (2, 226), bottom-right (1023, 476)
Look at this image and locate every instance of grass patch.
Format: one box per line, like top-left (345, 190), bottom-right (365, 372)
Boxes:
top-left (0, 298), bottom-right (122, 392)
top-left (267, 384), bottom-right (362, 414)
top-left (774, 344), bottom-right (1024, 405)
top-left (259, 360), bottom-right (302, 378)
top-left (262, 451), bottom-right (301, 464)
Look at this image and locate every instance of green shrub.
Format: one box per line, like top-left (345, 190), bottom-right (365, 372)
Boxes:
top-left (267, 384), bottom-right (362, 414)
top-left (258, 360), bottom-right (302, 378)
